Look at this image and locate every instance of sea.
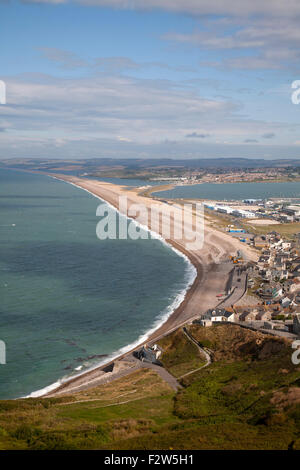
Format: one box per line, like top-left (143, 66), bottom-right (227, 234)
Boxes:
top-left (0, 169), bottom-right (195, 399)
top-left (153, 181), bottom-right (300, 200)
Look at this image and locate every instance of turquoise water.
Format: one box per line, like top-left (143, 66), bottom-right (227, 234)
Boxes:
top-left (154, 181), bottom-right (300, 200)
top-left (0, 169), bottom-right (192, 399)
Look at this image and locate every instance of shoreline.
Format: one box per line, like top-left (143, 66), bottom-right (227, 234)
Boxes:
top-left (27, 175), bottom-right (197, 397)
top-left (23, 173), bottom-right (257, 398)
top-left (30, 176), bottom-right (200, 398)
top-left (0, 168), bottom-right (257, 399)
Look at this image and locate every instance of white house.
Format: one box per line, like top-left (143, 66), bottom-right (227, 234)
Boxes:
top-left (211, 311), bottom-right (236, 322)
top-left (281, 297), bottom-right (292, 308)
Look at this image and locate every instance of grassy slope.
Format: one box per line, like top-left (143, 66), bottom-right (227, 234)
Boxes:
top-left (158, 328), bottom-right (205, 378)
top-left (0, 325), bottom-right (299, 450)
top-left (242, 221), bottom-right (300, 238)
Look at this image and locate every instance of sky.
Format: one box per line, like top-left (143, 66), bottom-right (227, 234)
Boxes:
top-left (1, 0), bottom-right (300, 160)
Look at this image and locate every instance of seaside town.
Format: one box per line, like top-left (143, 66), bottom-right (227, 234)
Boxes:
top-left (149, 167), bottom-right (300, 185)
top-left (129, 195), bottom-right (300, 368)
top-left (203, 198), bottom-right (300, 222)
top-left (4, 0), bottom-right (300, 453)
top-left (195, 205), bottom-right (300, 339)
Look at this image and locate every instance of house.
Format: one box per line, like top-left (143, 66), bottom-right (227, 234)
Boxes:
top-left (211, 313), bottom-right (227, 322)
top-left (281, 280), bottom-right (294, 293)
top-left (266, 231), bottom-right (281, 242)
top-left (199, 319), bottom-right (213, 327)
top-left (254, 236), bottom-right (267, 248)
top-left (258, 255), bottom-right (269, 268)
top-left (263, 321), bottom-right (288, 332)
top-left (136, 344), bottom-right (162, 364)
top-left (281, 296), bottom-right (292, 308)
top-left (292, 264), bottom-right (300, 278)
top-left (258, 283), bottom-right (283, 300)
top-left (210, 308), bottom-right (235, 322)
top-left (239, 310), bottom-right (257, 322)
top-left (273, 257), bottom-right (286, 269)
top-left (225, 311), bottom-right (237, 322)
top-left (256, 310), bottom-right (272, 321)
top-left (281, 270), bottom-right (289, 280)
top-left (265, 268), bottom-right (288, 281)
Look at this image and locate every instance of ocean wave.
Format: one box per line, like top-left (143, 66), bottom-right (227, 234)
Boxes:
top-left (23, 380), bottom-right (63, 398)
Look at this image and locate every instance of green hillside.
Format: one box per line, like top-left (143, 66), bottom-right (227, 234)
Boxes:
top-left (0, 325), bottom-right (299, 450)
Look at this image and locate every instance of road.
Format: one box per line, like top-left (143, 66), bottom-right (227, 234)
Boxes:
top-left (218, 266), bottom-right (248, 308)
top-left (50, 352), bottom-right (181, 396)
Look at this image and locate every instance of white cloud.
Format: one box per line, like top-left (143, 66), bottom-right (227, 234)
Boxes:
top-left (0, 68), bottom-right (294, 160)
top-left (19, 2), bottom-right (300, 71)
top-left (3, 133), bottom-right (300, 160)
top-left (38, 47), bottom-right (88, 69)
top-left (163, 16), bottom-right (300, 70)
top-left (20, 0), bottom-right (300, 18)
top-left (3, 72), bottom-right (239, 140)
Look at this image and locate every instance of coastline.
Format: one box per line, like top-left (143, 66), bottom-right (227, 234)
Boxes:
top-left (28, 174), bottom-right (258, 398)
top-left (28, 178), bottom-right (197, 396)
top-left (27, 176), bottom-right (198, 398)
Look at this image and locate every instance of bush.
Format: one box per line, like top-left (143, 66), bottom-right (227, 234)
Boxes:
top-left (29, 432), bottom-right (70, 450)
top-left (0, 427), bottom-right (8, 437)
top-left (11, 424), bottom-right (41, 442)
top-left (96, 424), bottom-right (109, 441)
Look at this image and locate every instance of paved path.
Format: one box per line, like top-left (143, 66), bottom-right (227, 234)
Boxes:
top-left (180, 327), bottom-right (212, 379)
top-left (140, 361), bottom-right (182, 391)
top-left (50, 353), bottom-right (181, 397)
top-left (218, 267), bottom-right (248, 308)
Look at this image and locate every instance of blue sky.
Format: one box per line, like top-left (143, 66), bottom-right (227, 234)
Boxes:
top-left (1, 0), bottom-right (300, 159)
